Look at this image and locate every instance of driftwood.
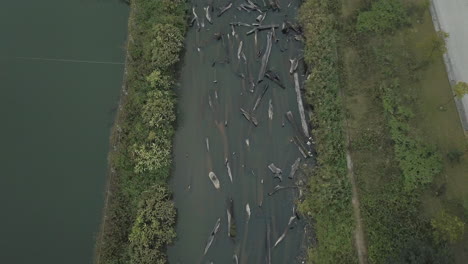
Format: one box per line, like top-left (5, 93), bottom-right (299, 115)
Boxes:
top-left (268, 163), bottom-right (282, 174)
top-left (294, 72), bottom-right (310, 138)
top-left (253, 83), bottom-right (269, 111)
top-left (230, 21), bottom-right (251, 27)
top-left (257, 31), bottom-right (273, 83)
top-left (240, 108), bottom-right (259, 126)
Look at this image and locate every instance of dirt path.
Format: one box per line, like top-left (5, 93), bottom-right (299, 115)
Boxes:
top-left (345, 150), bottom-right (368, 264)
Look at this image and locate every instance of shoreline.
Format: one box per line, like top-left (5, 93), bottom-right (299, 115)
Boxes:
top-left (94, 2), bottom-right (134, 263)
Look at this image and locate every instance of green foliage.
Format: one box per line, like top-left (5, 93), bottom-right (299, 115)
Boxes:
top-left (431, 211), bottom-right (465, 243)
top-left (146, 70), bottom-right (173, 90)
top-left (447, 149), bottom-right (464, 163)
top-left (454, 81), bottom-right (468, 99)
top-left (144, 24), bottom-right (184, 69)
top-left (95, 0), bottom-right (186, 263)
top-left (387, 238), bottom-right (453, 264)
top-left (357, 0), bottom-right (408, 34)
top-left (380, 61), bottom-right (442, 192)
top-left (128, 186), bottom-right (176, 264)
top-left (299, 0), bottom-right (357, 263)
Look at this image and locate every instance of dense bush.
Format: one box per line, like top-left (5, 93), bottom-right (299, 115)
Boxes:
top-left (380, 78), bottom-right (442, 191)
top-left (357, 0), bottom-right (408, 34)
top-left (95, 0), bottom-right (186, 263)
top-left (128, 186), bottom-right (176, 264)
top-left (299, 0), bottom-right (357, 263)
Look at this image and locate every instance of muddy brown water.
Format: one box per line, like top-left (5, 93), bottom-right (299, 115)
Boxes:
top-left (168, 0), bottom-right (314, 263)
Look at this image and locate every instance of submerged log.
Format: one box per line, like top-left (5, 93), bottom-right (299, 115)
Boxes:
top-left (257, 31), bottom-right (273, 83)
top-left (268, 185), bottom-right (299, 196)
top-left (218, 2), bottom-right (233, 17)
top-left (227, 198), bottom-right (237, 237)
top-left (253, 83), bottom-right (269, 112)
top-left (265, 70), bottom-right (286, 89)
top-left (245, 203), bottom-right (251, 221)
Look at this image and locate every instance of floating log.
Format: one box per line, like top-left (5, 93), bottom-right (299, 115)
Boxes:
top-left (246, 27), bottom-right (257, 36)
top-left (218, 2), bottom-right (233, 17)
top-left (233, 254), bottom-right (239, 264)
top-left (204, 218), bottom-right (221, 255)
top-left (268, 163), bottom-right (282, 174)
top-left (257, 24), bottom-right (280, 31)
top-left (257, 31), bottom-right (273, 83)
top-left (204, 6), bottom-right (213, 24)
top-left (253, 83), bottom-right (269, 112)
top-left (256, 12), bottom-right (267, 23)
top-left (237, 40), bottom-right (243, 60)
top-left (273, 230), bottom-right (286, 248)
top-left (268, 99), bottom-right (273, 120)
top-left (289, 57), bottom-right (299, 74)
top-left (208, 171), bottom-right (220, 189)
top-left (191, 7), bottom-right (200, 28)
top-left (294, 72), bottom-right (310, 138)
top-left (226, 161), bottom-right (233, 182)
top-left (288, 158), bottom-right (301, 179)
top-left (206, 137), bottom-right (210, 152)
top-left (246, 203), bottom-right (251, 221)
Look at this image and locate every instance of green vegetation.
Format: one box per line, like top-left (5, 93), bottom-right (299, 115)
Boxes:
top-left (300, 0), bottom-right (467, 262)
top-left (356, 0), bottom-right (408, 34)
top-left (95, 0), bottom-right (186, 263)
top-left (298, 0), bottom-right (357, 263)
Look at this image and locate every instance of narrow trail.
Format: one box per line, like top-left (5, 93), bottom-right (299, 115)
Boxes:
top-left (344, 119), bottom-right (368, 264)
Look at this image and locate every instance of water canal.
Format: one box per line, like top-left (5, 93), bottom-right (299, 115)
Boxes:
top-left (0, 1), bottom-right (128, 263)
top-left (168, 0), bottom-right (313, 263)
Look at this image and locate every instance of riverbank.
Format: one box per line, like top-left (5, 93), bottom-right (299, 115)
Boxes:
top-left (298, 0), bottom-right (357, 262)
top-left (95, 0), bottom-right (186, 263)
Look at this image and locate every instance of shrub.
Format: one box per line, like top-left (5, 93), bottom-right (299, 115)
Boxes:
top-left (357, 0), bottom-right (408, 34)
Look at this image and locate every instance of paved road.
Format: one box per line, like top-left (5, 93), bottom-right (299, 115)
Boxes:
top-left (431, 0), bottom-right (468, 130)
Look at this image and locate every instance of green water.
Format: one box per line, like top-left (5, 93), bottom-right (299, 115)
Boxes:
top-left (0, 1), bottom-right (128, 263)
top-left (169, 0), bottom-right (312, 263)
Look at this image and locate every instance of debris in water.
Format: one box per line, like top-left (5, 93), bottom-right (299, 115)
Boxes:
top-left (208, 172), bottom-right (220, 189)
top-left (204, 218), bottom-right (221, 255)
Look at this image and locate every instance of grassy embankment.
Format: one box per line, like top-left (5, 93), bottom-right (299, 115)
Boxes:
top-left (300, 0), bottom-right (467, 263)
top-left (341, 0), bottom-right (466, 262)
top-left (95, 0), bottom-right (186, 263)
